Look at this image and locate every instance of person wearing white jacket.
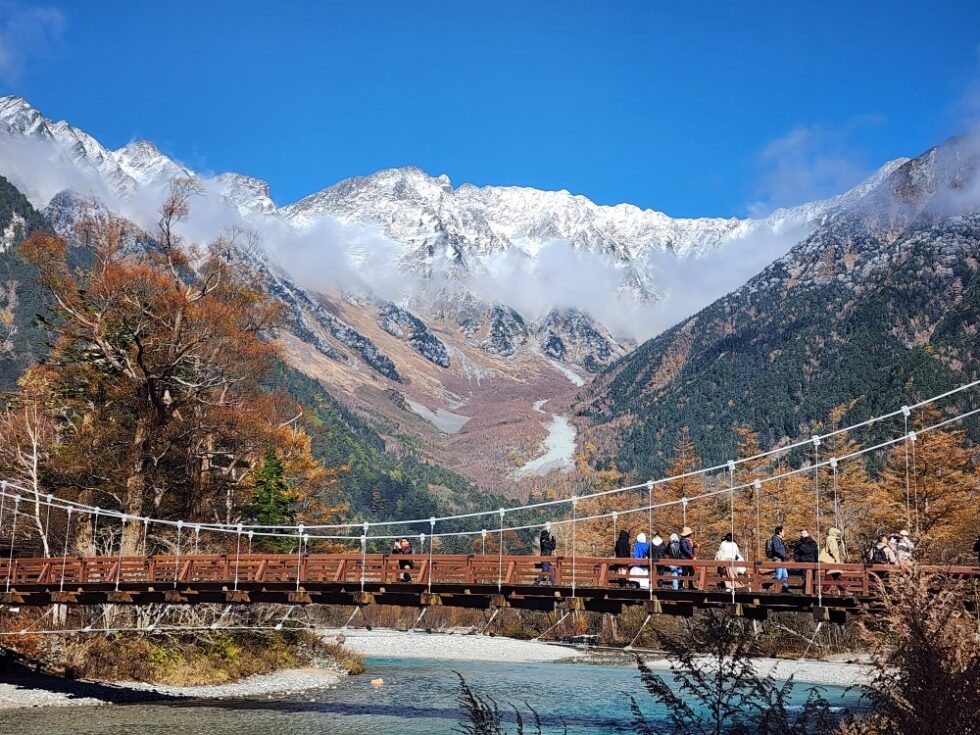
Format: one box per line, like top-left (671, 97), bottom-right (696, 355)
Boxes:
top-left (715, 533), bottom-right (746, 589)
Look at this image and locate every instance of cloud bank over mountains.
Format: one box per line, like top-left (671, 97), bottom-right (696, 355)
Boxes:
top-left (0, 95), bottom-right (905, 342)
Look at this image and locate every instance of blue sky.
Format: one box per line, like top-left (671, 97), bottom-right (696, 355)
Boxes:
top-left (3, 1), bottom-right (980, 217)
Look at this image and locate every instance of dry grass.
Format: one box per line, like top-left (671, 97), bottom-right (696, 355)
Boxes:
top-left (56, 629), bottom-right (355, 686)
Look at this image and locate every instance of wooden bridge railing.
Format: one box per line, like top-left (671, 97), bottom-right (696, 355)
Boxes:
top-left (2, 553), bottom-right (979, 597)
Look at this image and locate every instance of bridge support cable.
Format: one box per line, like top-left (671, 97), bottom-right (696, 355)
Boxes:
top-left (5, 495), bottom-right (20, 592)
top-left (410, 605), bottom-right (428, 632)
top-left (903, 407), bottom-right (912, 532)
top-left (481, 607), bottom-right (500, 635)
top-left (173, 520), bottom-right (183, 588)
top-left (532, 610), bottom-right (570, 642)
top-left (296, 526), bottom-right (308, 592)
top-left (480, 529), bottom-right (487, 556)
top-left (813, 436), bottom-right (822, 607)
top-left (571, 497), bottom-right (578, 598)
top-left (140, 518), bottom-right (149, 557)
top-left (0, 484), bottom-right (6, 547)
top-left (59, 508), bottom-right (72, 592)
top-left (727, 461), bottom-right (737, 604)
top-left (625, 614), bottom-right (652, 651)
top-left (497, 509), bottom-right (505, 593)
top-left (830, 459), bottom-right (840, 532)
top-left (754, 478), bottom-right (762, 561)
top-left (233, 523), bottom-right (243, 592)
top-left (115, 515), bottom-right (126, 591)
top-left (359, 528), bottom-right (367, 594)
top-left (92, 507), bottom-right (100, 555)
top-left (427, 517), bottom-right (435, 594)
top-left (910, 430), bottom-right (920, 535)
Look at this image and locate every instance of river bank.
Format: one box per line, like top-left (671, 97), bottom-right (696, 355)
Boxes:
top-left (0, 659), bottom-right (344, 710)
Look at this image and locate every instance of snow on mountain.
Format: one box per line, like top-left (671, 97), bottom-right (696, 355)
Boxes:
top-left (0, 95), bottom-right (910, 373)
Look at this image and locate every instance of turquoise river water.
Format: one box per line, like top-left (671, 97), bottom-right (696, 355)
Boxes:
top-left (0, 657), bottom-right (865, 735)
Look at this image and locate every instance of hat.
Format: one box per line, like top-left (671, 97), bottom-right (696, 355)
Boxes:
top-left (681, 526), bottom-right (693, 537)
top-left (800, 530), bottom-right (810, 537)
top-left (636, 532), bottom-right (648, 543)
top-left (899, 530), bottom-right (910, 537)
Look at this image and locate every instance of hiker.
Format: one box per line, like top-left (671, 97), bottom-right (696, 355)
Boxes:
top-left (869, 535), bottom-right (897, 566)
top-left (715, 532), bottom-right (745, 590)
top-left (629, 532), bottom-right (651, 589)
top-left (679, 526), bottom-right (696, 589)
top-left (650, 532), bottom-right (666, 580)
top-left (394, 537), bottom-right (414, 582)
top-left (894, 530), bottom-right (915, 563)
top-left (535, 529), bottom-right (557, 585)
top-left (820, 527), bottom-right (848, 595)
top-left (665, 532), bottom-right (683, 590)
top-left (614, 529), bottom-right (630, 559)
top-left (974, 535), bottom-right (980, 565)
top-left (793, 530), bottom-right (819, 564)
top-left (766, 525), bottom-right (790, 593)
top-left (612, 529), bottom-right (630, 584)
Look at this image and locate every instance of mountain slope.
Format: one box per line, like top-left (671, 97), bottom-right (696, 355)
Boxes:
top-left (577, 136), bottom-right (980, 477)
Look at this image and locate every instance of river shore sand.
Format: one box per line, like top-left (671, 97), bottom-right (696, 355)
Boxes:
top-left (0, 660), bottom-right (343, 711)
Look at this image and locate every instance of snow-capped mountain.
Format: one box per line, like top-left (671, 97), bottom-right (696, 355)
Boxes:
top-left (0, 94), bottom-right (905, 376)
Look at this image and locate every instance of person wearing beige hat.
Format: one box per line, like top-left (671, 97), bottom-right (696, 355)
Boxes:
top-left (679, 526), bottom-right (696, 589)
top-left (894, 529), bottom-right (915, 563)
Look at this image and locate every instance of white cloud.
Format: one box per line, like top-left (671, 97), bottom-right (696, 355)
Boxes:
top-left (0, 2), bottom-right (64, 85)
top-left (747, 119), bottom-right (881, 216)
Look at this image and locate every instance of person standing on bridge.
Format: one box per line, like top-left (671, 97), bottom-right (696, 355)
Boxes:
top-left (614, 530), bottom-right (630, 559)
top-left (394, 537), bottom-right (415, 582)
top-left (894, 530), bottom-right (915, 563)
top-left (650, 531), bottom-right (666, 582)
top-left (680, 527), bottom-right (696, 590)
top-left (535, 529), bottom-right (557, 586)
top-left (820, 527), bottom-right (848, 596)
top-left (974, 534), bottom-right (980, 565)
top-left (666, 533), bottom-right (683, 590)
top-left (715, 532), bottom-right (745, 590)
top-left (767, 526), bottom-right (790, 593)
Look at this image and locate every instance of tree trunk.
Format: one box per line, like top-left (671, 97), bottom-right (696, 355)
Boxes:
top-left (121, 415), bottom-right (150, 556)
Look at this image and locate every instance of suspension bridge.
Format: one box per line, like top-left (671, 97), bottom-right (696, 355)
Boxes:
top-left (1, 379), bottom-right (979, 637)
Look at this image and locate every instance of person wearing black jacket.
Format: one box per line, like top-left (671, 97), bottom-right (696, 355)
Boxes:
top-left (614, 530), bottom-right (630, 559)
top-left (974, 535), bottom-right (980, 566)
top-left (535, 529), bottom-right (557, 585)
top-left (793, 530), bottom-right (819, 566)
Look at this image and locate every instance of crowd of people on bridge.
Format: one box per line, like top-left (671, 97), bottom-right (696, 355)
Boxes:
top-left (599, 523), bottom-right (924, 595)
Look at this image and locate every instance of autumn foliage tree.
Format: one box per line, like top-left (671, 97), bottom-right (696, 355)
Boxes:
top-left (17, 180), bottom-right (340, 554)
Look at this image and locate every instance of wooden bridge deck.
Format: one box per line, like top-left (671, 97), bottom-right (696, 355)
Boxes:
top-left (1, 554), bottom-right (977, 622)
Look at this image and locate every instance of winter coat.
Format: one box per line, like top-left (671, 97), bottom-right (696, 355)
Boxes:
top-left (819, 528), bottom-right (846, 574)
top-left (649, 535), bottom-right (666, 561)
top-left (679, 536), bottom-right (695, 560)
top-left (539, 532), bottom-right (557, 556)
top-left (974, 537), bottom-right (980, 564)
top-left (632, 541), bottom-right (651, 559)
top-left (770, 535), bottom-right (788, 562)
top-left (793, 537), bottom-right (819, 563)
top-left (715, 540), bottom-right (746, 575)
top-left (614, 530), bottom-right (630, 558)
top-left (894, 537), bottom-right (914, 563)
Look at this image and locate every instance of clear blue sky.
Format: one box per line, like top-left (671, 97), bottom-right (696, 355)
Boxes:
top-left (4, 1), bottom-right (980, 217)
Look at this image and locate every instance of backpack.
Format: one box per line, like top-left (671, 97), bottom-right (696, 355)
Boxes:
top-left (765, 536), bottom-right (775, 560)
top-left (870, 546), bottom-right (888, 565)
top-left (667, 539), bottom-right (682, 559)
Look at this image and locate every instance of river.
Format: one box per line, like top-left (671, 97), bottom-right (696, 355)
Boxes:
top-left (0, 657), bottom-right (864, 735)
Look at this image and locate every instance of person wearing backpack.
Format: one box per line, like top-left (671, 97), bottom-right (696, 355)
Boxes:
top-left (649, 532), bottom-right (666, 584)
top-left (534, 529), bottom-right (557, 585)
top-left (766, 526), bottom-right (790, 593)
top-left (868, 535), bottom-right (896, 566)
